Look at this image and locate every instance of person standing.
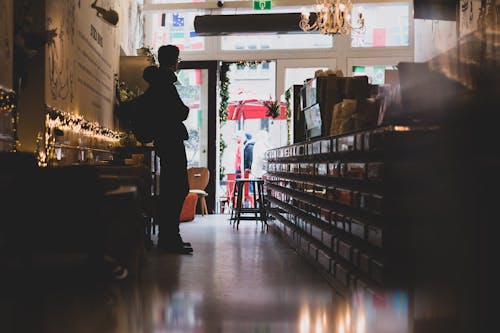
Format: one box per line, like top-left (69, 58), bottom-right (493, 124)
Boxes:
top-left (145, 45), bottom-right (192, 254)
top-left (243, 133), bottom-right (255, 172)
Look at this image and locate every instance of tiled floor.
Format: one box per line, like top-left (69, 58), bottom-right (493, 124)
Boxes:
top-left (0, 214), bottom-right (478, 333)
top-left (1, 215), bottom-right (344, 333)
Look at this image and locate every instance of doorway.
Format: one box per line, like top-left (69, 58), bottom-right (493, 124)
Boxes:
top-left (216, 59), bottom-right (339, 213)
top-left (177, 60), bottom-right (217, 213)
top-left (177, 59), bottom-right (340, 214)
top-left (217, 60), bottom-right (286, 213)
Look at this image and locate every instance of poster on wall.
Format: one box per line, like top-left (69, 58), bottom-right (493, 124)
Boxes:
top-left (45, 0), bottom-right (121, 128)
top-left (0, 0), bottom-right (13, 88)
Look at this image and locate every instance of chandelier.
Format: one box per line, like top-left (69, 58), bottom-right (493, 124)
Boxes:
top-left (299, 0), bottom-right (365, 35)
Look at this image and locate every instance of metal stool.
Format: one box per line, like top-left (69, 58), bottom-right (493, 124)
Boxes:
top-left (229, 178), bottom-right (267, 230)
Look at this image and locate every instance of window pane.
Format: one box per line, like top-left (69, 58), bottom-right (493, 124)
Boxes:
top-left (220, 6), bottom-right (332, 50)
top-left (149, 11), bottom-right (206, 52)
top-left (221, 33), bottom-right (332, 50)
top-left (351, 2), bottom-right (410, 48)
top-left (150, 0), bottom-right (208, 4)
top-left (284, 67), bottom-right (328, 92)
top-left (176, 69), bottom-right (209, 167)
top-left (352, 65), bottom-right (398, 85)
top-left (227, 61), bottom-right (276, 100)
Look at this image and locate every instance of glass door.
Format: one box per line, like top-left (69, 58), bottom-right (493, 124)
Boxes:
top-left (177, 61), bottom-right (217, 213)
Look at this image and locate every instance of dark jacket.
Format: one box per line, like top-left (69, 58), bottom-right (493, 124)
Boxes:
top-left (243, 141), bottom-right (255, 170)
top-left (143, 65), bottom-right (189, 149)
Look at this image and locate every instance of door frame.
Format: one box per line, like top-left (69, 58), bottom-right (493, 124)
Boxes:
top-left (178, 60), bottom-right (218, 214)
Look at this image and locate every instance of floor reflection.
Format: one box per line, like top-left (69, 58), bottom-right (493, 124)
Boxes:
top-left (1, 215), bottom-right (477, 333)
top-left (0, 256), bottom-right (152, 333)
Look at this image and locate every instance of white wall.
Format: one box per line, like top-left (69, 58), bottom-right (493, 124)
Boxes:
top-left (45, 0), bottom-right (121, 128)
top-left (119, 0), bottom-right (144, 55)
top-left (414, 19), bottom-right (457, 62)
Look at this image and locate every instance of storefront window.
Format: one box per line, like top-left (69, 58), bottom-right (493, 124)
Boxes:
top-left (150, 0), bottom-right (206, 3)
top-left (227, 61), bottom-right (275, 101)
top-left (176, 68), bottom-right (209, 168)
top-left (149, 11), bottom-right (206, 52)
top-left (352, 65), bottom-right (398, 85)
top-left (220, 6), bottom-right (333, 50)
top-left (221, 33), bottom-right (332, 50)
top-left (351, 2), bottom-right (410, 48)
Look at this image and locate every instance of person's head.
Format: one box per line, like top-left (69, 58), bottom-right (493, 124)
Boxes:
top-left (157, 44), bottom-right (180, 70)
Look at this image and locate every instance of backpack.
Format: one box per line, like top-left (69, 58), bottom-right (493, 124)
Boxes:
top-left (118, 91), bottom-right (155, 144)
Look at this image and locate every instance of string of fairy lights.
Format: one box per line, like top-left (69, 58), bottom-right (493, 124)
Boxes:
top-left (40, 105), bottom-right (123, 166)
top-left (0, 87), bottom-right (16, 112)
top-left (0, 86), bottom-right (18, 152)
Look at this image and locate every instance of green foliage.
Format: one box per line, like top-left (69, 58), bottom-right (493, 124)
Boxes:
top-left (219, 62), bottom-right (230, 180)
top-left (219, 132), bottom-right (227, 181)
top-left (284, 88), bottom-right (291, 118)
top-left (285, 88), bottom-right (292, 144)
top-left (219, 133), bottom-right (227, 155)
top-left (264, 99), bottom-right (281, 119)
top-left (136, 46), bottom-right (157, 65)
top-left (219, 62), bottom-right (230, 123)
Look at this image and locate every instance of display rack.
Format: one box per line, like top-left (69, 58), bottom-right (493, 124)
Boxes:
top-left (264, 124), bottom-right (440, 297)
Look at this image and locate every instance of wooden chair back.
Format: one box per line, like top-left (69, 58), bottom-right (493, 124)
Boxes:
top-left (187, 167), bottom-right (210, 191)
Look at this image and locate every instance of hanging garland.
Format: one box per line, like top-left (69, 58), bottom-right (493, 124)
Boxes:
top-left (136, 45), bottom-right (157, 66)
top-left (40, 105), bottom-right (123, 167)
top-left (218, 62), bottom-right (230, 179)
top-left (219, 62), bottom-right (230, 123)
top-left (235, 60), bottom-right (266, 69)
top-left (284, 88), bottom-right (292, 145)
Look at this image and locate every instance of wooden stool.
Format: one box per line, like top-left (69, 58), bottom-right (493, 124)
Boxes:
top-left (229, 178), bottom-right (267, 230)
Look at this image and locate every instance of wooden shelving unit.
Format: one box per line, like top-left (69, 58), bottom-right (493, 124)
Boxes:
top-left (264, 124), bottom-right (440, 297)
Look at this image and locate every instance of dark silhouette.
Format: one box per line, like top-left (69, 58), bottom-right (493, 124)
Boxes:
top-left (116, 67), bottom-right (157, 144)
top-left (143, 45), bottom-right (192, 254)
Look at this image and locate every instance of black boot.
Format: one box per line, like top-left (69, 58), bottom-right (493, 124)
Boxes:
top-left (158, 236), bottom-right (193, 254)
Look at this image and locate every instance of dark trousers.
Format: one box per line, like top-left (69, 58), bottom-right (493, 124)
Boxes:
top-left (157, 141), bottom-right (189, 243)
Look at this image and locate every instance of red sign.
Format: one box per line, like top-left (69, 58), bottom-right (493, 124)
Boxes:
top-left (226, 99), bottom-right (287, 120)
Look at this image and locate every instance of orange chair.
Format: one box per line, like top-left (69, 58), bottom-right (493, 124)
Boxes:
top-left (180, 192), bottom-right (199, 222)
top-left (187, 167), bottom-right (210, 215)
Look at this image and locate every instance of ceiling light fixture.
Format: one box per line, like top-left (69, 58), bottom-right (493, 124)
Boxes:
top-left (299, 0), bottom-right (365, 35)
